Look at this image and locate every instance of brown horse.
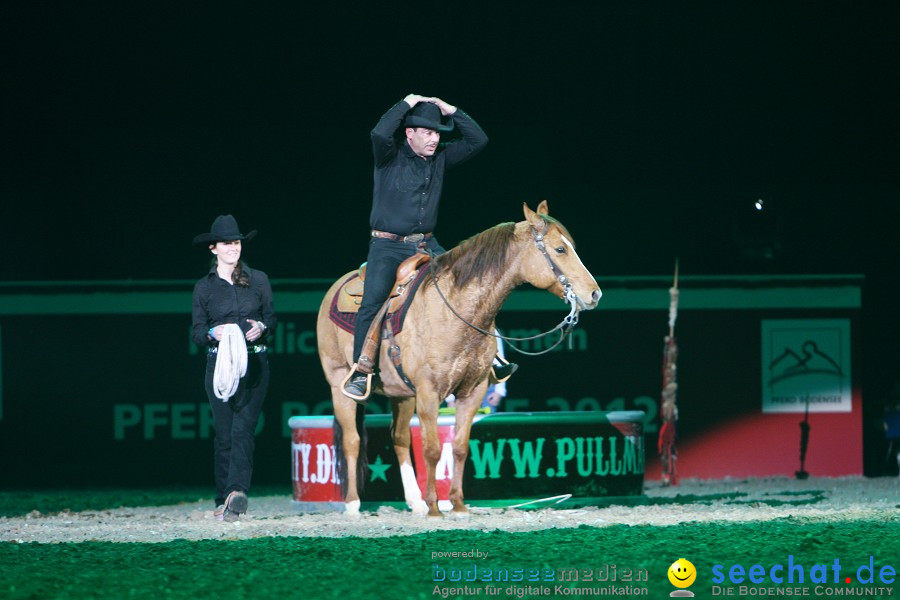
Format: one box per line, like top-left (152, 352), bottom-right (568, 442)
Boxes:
top-left (316, 201), bottom-right (602, 517)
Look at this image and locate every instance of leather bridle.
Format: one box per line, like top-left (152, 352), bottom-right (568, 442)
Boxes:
top-left (429, 222), bottom-right (585, 356)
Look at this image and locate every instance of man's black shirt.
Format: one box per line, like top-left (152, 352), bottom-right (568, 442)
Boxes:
top-left (369, 100), bottom-right (488, 236)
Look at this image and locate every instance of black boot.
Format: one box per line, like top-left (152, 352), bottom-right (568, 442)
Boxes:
top-left (342, 368), bottom-right (371, 403)
top-left (491, 356), bottom-right (518, 383)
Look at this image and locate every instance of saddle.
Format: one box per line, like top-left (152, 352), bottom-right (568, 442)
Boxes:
top-left (336, 253), bottom-right (431, 315)
top-left (329, 253), bottom-right (431, 390)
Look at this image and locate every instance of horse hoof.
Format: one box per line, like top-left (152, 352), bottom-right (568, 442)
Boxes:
top-left (449, 509), bottom-right (470, 520)
top-left (427, 507), bottom-right (444, 518)
top-left (410, 500), bottom-right (429, 516)
top-left (344, 500), bottom-right (361, 519)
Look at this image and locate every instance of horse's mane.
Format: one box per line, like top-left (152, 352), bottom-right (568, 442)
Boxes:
top-left (430, 222), bottom-right (517, 290)
top-left (537, 214), bottom-right (574, 247)
top-left (428, 214), bottom-right (574, 290)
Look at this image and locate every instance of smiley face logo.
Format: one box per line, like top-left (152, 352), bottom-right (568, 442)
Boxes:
top-left (668, 558), bottom-right (697, 588)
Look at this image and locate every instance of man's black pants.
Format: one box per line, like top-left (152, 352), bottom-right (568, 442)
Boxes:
top-left (352, 236), bottom-right (444, 365)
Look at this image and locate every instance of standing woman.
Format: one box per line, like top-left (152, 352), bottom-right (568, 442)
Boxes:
top-left (191, 214), bottom-right (277, 521)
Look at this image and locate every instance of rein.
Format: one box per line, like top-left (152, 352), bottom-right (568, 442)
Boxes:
top-left (428, 224), bottom-right (582, 357)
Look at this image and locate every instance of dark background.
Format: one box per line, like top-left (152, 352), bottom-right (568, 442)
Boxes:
top-left (3, 4), bottom-right (898, 462)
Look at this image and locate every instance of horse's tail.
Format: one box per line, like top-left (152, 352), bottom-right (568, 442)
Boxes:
top-left (334, 403), bottom-right (369, 500)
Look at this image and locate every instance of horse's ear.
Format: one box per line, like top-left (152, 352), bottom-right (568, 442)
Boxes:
top-left (523, 202), bottom-right (541, 228)
top-left (524, 200), bottom-right (550, 229)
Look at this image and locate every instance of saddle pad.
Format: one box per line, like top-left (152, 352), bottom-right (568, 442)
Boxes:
top-left (329, 267), bottom-right (429, 335)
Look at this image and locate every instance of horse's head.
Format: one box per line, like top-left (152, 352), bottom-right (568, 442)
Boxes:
top-left (518, 200), bottom-right (602, 311)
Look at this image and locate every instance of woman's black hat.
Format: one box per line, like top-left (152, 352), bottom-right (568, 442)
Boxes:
top-left (404, 102), bottom-right (455, 132)
top-left (192, 214), bottom-right (257, 246)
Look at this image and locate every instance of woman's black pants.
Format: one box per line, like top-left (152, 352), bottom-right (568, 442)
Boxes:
top-left (204, 351), bottom-right (269, 506)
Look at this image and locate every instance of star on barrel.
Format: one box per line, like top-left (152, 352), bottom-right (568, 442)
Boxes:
top-left (368, 455), bottom-right (392, 482)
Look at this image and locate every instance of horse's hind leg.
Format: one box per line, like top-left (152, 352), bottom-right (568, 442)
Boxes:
top-left (333, 391), bottom-right (363, 517)
top-left (391, 396), bottom-right (428, 515)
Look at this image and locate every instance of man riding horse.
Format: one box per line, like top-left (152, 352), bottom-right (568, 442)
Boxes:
top-left (319, 200), bottom-right (602, 516)
top-left (344, 94), bottom-right (516, 401)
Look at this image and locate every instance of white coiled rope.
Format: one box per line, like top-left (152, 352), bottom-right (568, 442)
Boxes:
top-left (213, 324), bottom-right (247, 402)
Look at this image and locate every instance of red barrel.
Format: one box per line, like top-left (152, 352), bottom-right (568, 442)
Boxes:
top-left (291, 417), bottom-right (342, 503)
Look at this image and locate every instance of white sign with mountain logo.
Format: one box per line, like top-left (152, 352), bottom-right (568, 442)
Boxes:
top-left (761, 319), bottom-right (851, 413)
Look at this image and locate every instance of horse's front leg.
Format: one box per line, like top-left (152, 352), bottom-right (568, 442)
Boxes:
top-left (416, 391), bottom-right (444, 517)
top-left (391, 397), bottom-right (428, 515)
top-left (449, 381), bottom-right (489, 516)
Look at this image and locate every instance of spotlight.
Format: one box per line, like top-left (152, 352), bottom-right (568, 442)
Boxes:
top-left (732, 196), bottom-right (782, 262)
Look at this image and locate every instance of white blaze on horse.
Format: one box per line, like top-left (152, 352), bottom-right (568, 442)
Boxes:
top-left (316, 201), bottom-right (601, 517)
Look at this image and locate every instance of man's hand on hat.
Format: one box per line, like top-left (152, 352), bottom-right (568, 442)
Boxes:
top-left (403, 93), bottom-right (426, 107)
top-left (426, 96), bottom-right (457, 116)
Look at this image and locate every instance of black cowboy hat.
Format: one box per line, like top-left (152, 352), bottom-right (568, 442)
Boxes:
top-left (404, 102), bottom-right (455, 132)
top-left (192, 214), bottom-right (257, 246)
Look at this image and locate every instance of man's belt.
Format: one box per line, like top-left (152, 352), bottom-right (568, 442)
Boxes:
top-left (371, 229), bottom-right (432, 244)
